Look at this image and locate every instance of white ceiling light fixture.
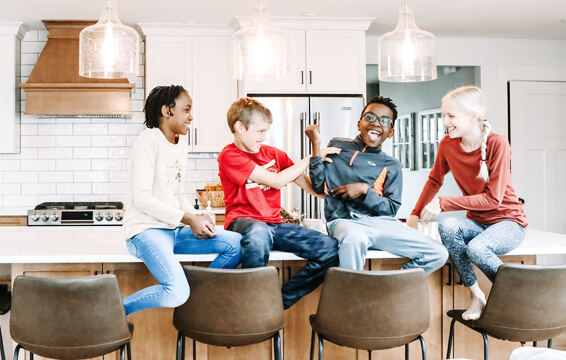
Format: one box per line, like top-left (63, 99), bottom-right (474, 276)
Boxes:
top-left (79, 0), bottom-right (140, 79)
top-left (378, 0), bottom-right (437, 82)
top-left (232, 0), bottom-right (290, 81)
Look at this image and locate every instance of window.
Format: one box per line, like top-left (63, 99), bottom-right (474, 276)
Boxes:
top-left (391, 108), bottom-right (445, 170)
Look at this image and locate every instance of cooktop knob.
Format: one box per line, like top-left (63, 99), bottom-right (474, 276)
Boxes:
top-left (105, 213), bottom-right (114, 221)
top-left (51, 214), bottom-right (59, 221)
top-left (31, 213), bottom-right (39, 221)
top-left (95, 213), bottom-right (103, 221)
top-left (41, 214), bottom-right (49, 221)
top-left (114, 213), bottom-right (123, 221)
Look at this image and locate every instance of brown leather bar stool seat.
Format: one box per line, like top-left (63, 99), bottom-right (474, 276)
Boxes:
top-left (10, 275), bottom-right (133, 360)
top-left (173, 266), bottom-right (285, 360)
top-left (309, 267), bottom-right (430, 360)
top-left (0, 290), bottom-right (10, 360)
top-left (446, 264), bottom-right (566, 360)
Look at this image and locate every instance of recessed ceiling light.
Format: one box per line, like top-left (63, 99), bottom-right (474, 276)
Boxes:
top-left (302, 12), bottom-right (322, 17)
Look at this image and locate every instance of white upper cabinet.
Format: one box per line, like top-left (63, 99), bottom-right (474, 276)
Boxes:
top-left (239, 19), bottom-right (372, 94)
top-left (0, 23), bottom-right (27, 154)
top-left (140, 25), bottom-right (236, 153)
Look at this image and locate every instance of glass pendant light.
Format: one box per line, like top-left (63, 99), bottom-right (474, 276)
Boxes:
top-left (232, 0), bottom-right (290, 81)
top-left (79, 1), bottom-right (140, 79)
top-left (378, 0), bottom-right (437, 82)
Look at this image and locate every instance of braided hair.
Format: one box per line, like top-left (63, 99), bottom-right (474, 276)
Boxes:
top-left (143, 85), bottom-right (188, 129)
top-left (443, 86), bottom-right (491, 182)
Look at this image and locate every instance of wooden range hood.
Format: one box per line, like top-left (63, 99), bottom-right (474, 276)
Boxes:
top-left (21, 20), bottom-right (134, 117)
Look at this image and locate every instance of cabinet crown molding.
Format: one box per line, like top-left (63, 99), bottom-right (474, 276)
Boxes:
top-left (232, 17), bottom-right (374, 31)
top-left (137, 23), bottom-right (233, 37)
top-left (0, 22), bottom-right (29, 39)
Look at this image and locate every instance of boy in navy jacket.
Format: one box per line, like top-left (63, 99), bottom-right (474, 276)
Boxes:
top-left (306, 96), bottom-right (448, 272)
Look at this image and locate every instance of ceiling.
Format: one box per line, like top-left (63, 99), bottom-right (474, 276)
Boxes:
top-left (1, 0), bottom-right (565, 40)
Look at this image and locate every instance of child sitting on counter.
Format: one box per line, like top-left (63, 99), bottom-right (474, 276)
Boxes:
top-left (305, 95), bottom-right (448, 273)
top-left (218, 97), bottom-right (339, 309)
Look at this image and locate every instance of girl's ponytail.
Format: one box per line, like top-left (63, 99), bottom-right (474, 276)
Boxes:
top-left (477, 119), bottom-right (491, 182)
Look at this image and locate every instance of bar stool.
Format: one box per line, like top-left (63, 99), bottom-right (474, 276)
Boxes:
top-left (173, 266), bottom-right (285, 360)
top-left (309, 267), bottom-right (429, 360)
top-left (446, 264), bottom-right (566, 360)
top-left (10, 275), bottom-right (133, 360)
top-left (0, 290), bottom-right (10, 360)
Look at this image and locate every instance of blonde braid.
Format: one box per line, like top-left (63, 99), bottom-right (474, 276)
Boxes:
top-left (477, 119), bottom-right (491, 182)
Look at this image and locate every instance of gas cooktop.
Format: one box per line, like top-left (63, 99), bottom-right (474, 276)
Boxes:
top-left (28, 202), bottom-right (124, 226)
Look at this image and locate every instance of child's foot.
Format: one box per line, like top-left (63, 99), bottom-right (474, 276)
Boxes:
top-left (462, 293), bottom-right (486, 320)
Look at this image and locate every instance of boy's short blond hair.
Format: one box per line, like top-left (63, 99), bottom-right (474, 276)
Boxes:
top-left (227, 97), bottom-right (273, 133)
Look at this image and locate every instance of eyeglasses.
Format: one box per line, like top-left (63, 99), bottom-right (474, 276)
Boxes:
top-left (361, 112), bottom-right (393, 127)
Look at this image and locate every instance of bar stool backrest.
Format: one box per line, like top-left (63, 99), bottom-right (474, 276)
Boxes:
top-left (173, 266), bottom-right (285, 347)
top-left (312, 267), bottom-right (430, 350)
top-left (10, 275), bottom-right (132, 359)
top-left (478, 264), bottom-right (566, 342)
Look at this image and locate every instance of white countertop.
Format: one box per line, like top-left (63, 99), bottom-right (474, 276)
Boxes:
top-left (0, 225), bottom-right (565, 264)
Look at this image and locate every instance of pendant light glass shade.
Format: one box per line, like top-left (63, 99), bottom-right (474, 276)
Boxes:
top-left (378, 5), bottom-right (437, 82)
top-left (79, 1), bottom-right (140, 79)
top-left (232, 2), bottom-right (290, 81)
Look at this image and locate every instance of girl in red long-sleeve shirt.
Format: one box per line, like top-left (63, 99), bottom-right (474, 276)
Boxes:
top-left (408, 86), bottom-right (528, 321)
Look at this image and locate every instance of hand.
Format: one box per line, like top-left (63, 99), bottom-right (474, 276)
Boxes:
top-left (331, 183), bottom-right (369, 200)
top-left (320, 146), bottom-right (341, 163)
top-left (305, 124), bottom-right (322, 145)
top-left (407, 215), bottom-right (419, 229)
top-left (420, 198), bottom-right (441, 223)
top-left (182, 213), bottom-right (216, 239)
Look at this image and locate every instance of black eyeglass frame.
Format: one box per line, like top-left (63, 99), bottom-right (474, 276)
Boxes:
top-left (361, 112), bottom-right (394, 127)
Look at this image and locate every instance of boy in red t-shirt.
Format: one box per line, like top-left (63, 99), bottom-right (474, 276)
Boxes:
top-left (218, 97), bottom-right (339, 309)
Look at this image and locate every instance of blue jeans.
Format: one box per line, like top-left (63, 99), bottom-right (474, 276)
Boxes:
top-left (228, 218), bottom-right (339, 309)
top-left (438, 217), bottom-right (526, 287)
top-left (328, 216), bottom-right (448, 274)
top-left (123, 227), bottom-right (241, 315)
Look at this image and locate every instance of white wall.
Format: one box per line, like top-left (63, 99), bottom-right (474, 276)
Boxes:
top-left (0, 30), bottom-right (218, 212)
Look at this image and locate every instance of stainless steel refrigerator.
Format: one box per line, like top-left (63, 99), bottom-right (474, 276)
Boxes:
top-left (250, 95), bottom-right (365, 219)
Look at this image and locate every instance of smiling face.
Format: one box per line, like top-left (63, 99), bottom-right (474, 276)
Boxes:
top-left (357, 103), bottom-right (395, 147)
top-left (164, 91), bottom-right (193, 136)
top-left (442, 98), bottom-right (478, 139)
top-left (235, 112), bottom-right (271, 153)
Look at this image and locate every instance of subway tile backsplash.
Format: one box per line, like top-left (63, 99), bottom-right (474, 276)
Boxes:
top-left (0, 30), bottom-right (219, 210)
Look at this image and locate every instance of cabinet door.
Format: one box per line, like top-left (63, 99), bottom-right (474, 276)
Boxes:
top-left (306, 30), bottom-right (366, 94)
top-left (11, 263), bottom-right (104, 360)
top-left (191, 36), bottom-right (237, 152)
top-left (244, 30), bottom-right (307, 94)
top-left (448, 255), bottom-right (536, 360)
top-left (144, 36), bottom-right (192, 99)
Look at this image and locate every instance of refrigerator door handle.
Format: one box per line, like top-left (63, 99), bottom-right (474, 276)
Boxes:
top-left (313, 112), bottom-right (320, 125)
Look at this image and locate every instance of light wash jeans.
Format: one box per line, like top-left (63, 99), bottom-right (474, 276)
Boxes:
top-left (327, 216), bottom-right (448, 274)
top-left (438, 217), bottom-right (526, 287)
top-left (123, 226), bottom-right (241, 315)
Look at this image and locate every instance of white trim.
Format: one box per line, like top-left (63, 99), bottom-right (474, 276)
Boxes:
top-left (0, 22), bottom-right (28, 39)
top-left (137, 23), bottom-right (233, 37)
top-left (232, 17), bottom-right (374, 31)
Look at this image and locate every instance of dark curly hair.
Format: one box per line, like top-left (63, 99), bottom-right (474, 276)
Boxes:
top-left (360, 96), bottom-right (398, 126)
top-left (143, 85), bottom-right (189, 128)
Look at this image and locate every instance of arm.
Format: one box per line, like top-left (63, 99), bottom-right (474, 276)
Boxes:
top-left (411, 139), bottom-right (450, 219)
top-left (360, 161), bottom-right (402, 216)
top-left (305, 124), bottom-right (341, 194)
top-left (248, 156), bottom-right (311, 189)
top-left (294, 173), bottom-right (324, 199)
top-left (439, 137), bottom-right (510, 211)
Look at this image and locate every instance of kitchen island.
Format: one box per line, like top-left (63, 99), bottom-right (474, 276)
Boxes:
top-left (0, 225), bottom-right (565, 360)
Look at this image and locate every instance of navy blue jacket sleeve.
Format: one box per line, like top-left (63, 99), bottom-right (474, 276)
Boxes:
top-left (308, 156), bottom-right (326, 194)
